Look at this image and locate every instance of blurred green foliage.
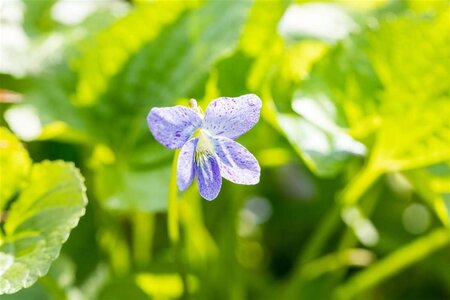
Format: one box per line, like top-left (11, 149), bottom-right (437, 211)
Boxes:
top-left (0, 0), bottom-right (449, 299)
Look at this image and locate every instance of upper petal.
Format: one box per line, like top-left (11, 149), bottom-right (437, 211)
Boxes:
top-left (147, 106), bottom-right (202, 149)
top-left (195, 154), bottom-right (222, 201)
top-left (177, 138), bottom-right (198, 191)
top-left (203, 94), bottom-right (262, 139)
top-left (213, 136), bottom-right (260, 185)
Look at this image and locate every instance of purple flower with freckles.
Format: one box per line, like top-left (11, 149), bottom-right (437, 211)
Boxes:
top-left (147, 94), bottom-right (262, 201)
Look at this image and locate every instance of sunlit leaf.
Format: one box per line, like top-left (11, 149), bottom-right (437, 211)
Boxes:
top-left (239, 0), bottom-right (289, 56)
top-left (299, 11), bottom-right (450, 204)
top-left (0, 128), bottom-right (31, 210)
top-left (298, 31), bottom-right (383, 137)
top-left (278, 2), bottom-right (357, 43)
top-left (342, 12), bottom-right (449, 205)
top-left (407, 0), bottom-right (448, 14)
top-left (0, 161), bottom-right (87, 294)
top-left (73, 1), bottom-right (195, 106)
top-left (279, 95), bottom-right (366, 177)
top-left (368, 11), bottom-right (450, 172)
top-left (91, 0), bottom-right (253, 150)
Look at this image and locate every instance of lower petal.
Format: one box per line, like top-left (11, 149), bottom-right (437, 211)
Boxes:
top-left (195, 155), bottom-right (222, 201)
top-left (213, 136), bottom-right (260, 185)
top-left (177, 138), bottom-right (198, 191)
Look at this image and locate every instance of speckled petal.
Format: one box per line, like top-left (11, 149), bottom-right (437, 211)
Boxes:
top-left (177, 138), bottom-right (198, 191)
top-left (204, 94), bottom-right (262, 139)
top-left (195, 155), bottom-right (222, 201)
top-left (213, 136), bottom-right (260, 185)
top-left (147, 106), bottom-right (202, 149)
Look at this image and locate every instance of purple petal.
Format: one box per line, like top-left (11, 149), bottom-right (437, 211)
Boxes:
top-left (203, 94), bottom-right (262, 139)
top-left (177, 138), bottom-right (198, 191)
top-left (196, 154), bottom-right (222, 201)
top-left (147, 106), bottom-right (202, 149)
top-left (213, 136), bottom-right (260, 185)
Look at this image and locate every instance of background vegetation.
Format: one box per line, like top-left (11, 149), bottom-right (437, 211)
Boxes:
top-left (1, 0), bottom-right (449, 299)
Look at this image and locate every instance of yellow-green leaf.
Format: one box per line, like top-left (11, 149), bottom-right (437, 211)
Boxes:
top-left (0, 161), bottom-right (87, 294)
top-left (0, 127), bottom-right (31, 210)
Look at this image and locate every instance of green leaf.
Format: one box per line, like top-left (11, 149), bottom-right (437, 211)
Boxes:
top-left (239, 0), bottom-right (289, 57)
top-left (89, 0), bottom-right (253, 150)
top-left (342, 12), bottom-right (449, 206)
top-left (0, 128), bottom-right (31, 210)
top-left (0, 161), bottom-right (87, 294)
top-left (298, 34), bottom-right (383, 138)
top-left (73, 1), bottom-right (195, 106)
top-left (278, 95), bottom-right (366, 177)
top-left (367, 12), bottom-right (450, 172)
top-left (407, 0), bottom-right (448, 13)
top-left (296, 11), bottom-right (450, 203)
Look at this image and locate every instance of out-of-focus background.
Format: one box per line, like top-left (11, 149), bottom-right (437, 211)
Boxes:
top-left (0, 0), bottom-right (449, 299)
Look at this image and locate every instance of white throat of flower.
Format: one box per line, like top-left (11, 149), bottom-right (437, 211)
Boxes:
top-left (189, 99), bottom-right (214, 165)
top-left (193, 129), bottom-right (214, 165)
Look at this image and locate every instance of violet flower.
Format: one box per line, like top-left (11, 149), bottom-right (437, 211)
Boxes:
top-left (147, 94), bottom-right (262, 200)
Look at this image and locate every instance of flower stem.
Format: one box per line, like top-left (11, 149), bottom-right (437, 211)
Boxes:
top-left (168, 150), bottom-right (180, 244)
top-left (168, 150), bottom-right (189, 298)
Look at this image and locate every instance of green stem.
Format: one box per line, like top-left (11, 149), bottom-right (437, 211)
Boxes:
top-left (334, 228), bottom-right (450, 299)
top-left (340, 163), bottom-right (382, 206)
top-left (168, 150), bottom-right (180, 244)
top-left (168, 150), bottom-right (189, 298)
top-left (300, 248), bottom-right (375, 281)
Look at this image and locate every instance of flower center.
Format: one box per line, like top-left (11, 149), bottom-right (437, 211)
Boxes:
top-left (188, 99), bottom-right (212, 165)
top-left (193, 129), bottom-right (214, 165)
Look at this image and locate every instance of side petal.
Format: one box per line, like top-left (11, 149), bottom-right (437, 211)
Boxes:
top-left (213, 136), bottom-right (260, 185)
top-left (177, 138), bottom-right (198, 191)
top-left (195, 155), bottom-right (222, 201)
top-left (147, 106), bottom-right (202, 149)
top-left (203, 94), bottom-right (262, 139)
